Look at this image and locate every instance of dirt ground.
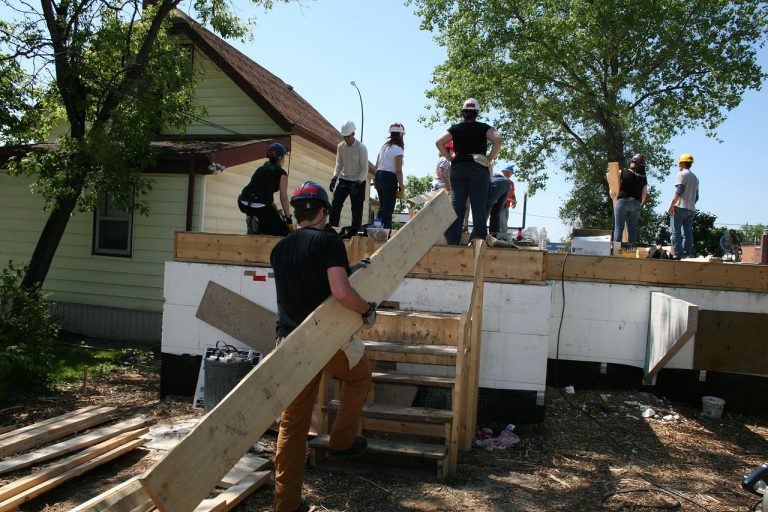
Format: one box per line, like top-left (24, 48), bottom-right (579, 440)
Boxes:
top-left (2, 356), bottom-right (767, 512)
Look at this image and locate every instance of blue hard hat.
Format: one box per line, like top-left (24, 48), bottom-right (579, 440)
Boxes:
top-left (266, 143), bottom-right (287, 158)
top-left (503, 165), bottom-right (514, 173)
top-left (290, 181), bottom-right (332, 211)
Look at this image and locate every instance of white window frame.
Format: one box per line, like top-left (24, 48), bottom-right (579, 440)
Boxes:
top-left (92, 196), bottom-right (133, 257)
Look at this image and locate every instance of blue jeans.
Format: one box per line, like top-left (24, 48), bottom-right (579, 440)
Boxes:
top-left (445, 162), bottom-right (490, 245)
top-left (330, 178), bottom-right (366, 231)
top-left (374, 170), bottom-right (398, 229)
top-left (486, 176), bottom-right (511, 235)
top-left (613, 198), bottom-right (642, 243)
top-left (670, 207), bottom-right (695, 258)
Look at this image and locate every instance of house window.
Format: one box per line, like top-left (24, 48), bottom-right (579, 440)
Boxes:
top-left (93, 196), bottom-right (133, 257)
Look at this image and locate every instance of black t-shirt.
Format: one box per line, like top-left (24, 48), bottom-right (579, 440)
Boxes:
top-left (270, 227), bottom-right (350, 337)
top-left (248, 162), bottom-right (287, 204)
top-left (617, 169), bottom-right (648, 201)
top-left (448, 121), bottom-right (494, 164)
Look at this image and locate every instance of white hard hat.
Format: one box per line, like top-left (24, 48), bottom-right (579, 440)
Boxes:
top-left (340, 121), bottom-right (356, 137)
top-left (388, 122), bottom-right (405, 134)
top-left (462, 98), bottom-right (480, 111)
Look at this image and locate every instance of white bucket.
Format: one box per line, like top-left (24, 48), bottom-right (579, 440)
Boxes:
top-left (701, 396), bottom-right (725, 419)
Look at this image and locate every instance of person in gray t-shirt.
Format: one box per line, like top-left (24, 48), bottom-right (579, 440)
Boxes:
top-left (667, 153), bottom-right (700, 259)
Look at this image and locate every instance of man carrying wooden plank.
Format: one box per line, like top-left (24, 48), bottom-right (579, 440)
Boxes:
top-left (270, 181), bottom-right (377, 512)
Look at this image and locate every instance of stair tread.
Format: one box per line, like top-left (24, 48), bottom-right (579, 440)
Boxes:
top-left (376, 309), bottom-right (462, 320)
top-left (309, 434), bottom-right (448, 460)
top-left (372, 371), bottom-right (454, 388)
top-left (325, 400), bottom-right (452, 423)
top-left (363, 340), bottom-right (457, 356)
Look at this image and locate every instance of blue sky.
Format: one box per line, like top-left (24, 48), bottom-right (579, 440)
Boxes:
top-left (4, 1), bottom-right (765, 242)
top-left (230, 0), bottom-right (767, 242)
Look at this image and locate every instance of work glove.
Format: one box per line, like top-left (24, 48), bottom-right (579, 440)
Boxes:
top-left (330, 178), bottom-right (338, 192)
top-left (396, 184), bottom-right (405, 200)
top-left (362, 301), bottom-right (377, 326)
top-left (350, 257), bottom-right (371, 274)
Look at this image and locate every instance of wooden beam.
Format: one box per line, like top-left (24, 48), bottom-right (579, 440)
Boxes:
top-left (693, 310), bottom-right (768, 374)
top-left (193, 470), bottom-right (270, 512)
top-left (547, 253), bottom-right (768, 293)
top-left (195, 281), bottom-right (277, 355)
top-left (69, 476), bottom-right (153, 512)
top-left (141, 190), bottom-right (455, 512)
top-left (463, 241), bottom-right (485, 451)
top-left (644, 293), bottom-right (698, 384)
top-left (0, 406), bottom-right (117, 458)
top-left (0, 405), bottom-right (101, 443)
top-left (0, 417), bottom-right (147, 475)
top-left (0, 433), bottom-right (146, 511)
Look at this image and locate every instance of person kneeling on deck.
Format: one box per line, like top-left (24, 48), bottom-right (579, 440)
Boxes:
top-left (270, 181), bottom-right (377, 512)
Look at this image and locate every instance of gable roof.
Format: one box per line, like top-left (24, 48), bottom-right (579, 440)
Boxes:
top-left (172, 10), bottom-right (342, 154)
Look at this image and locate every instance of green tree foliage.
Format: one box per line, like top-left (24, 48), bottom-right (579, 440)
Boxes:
top-left (395, 175), bottom-right (432, 213)
top-left (410, 0), bottom-right (767, 229)
top-left (0, 0), bottom-right (287, 291)
top-left (738, 223), bottom-right (767, 245)
top-left (0, 262), bottom-right (58, 402)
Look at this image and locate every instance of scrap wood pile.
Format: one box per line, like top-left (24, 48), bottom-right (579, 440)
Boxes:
top-left (0, 407), bottom-right (273, 512)
top-left (0, 405), bottom-right (148, 511)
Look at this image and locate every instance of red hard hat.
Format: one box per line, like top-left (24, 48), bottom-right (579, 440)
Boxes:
top-left (444, 141), bottom-right (454, 149)
top-left (630, 154), bottom-right (646, 167)
top-left (290, 181), bottom-right (331, 211)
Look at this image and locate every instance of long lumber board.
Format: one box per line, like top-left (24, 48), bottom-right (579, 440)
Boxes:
top-left (140, 190), bottom-right (455, 511)
top-left (0, 436), bottom-right (147, 512)
top-left (0, 405), bottom-right (101, 443)
top-left (69, 476), bottom-right (153, 512)
top-left (0, 428), bottom-right (148, 503)
top-left (193, 470), bottom-right (271, 512)
top-left (0, 406), bottom-right (117, 458)
top-left (0, 417), bottom-right (147, 475)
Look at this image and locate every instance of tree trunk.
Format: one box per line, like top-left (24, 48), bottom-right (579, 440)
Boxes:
top-left (21, 190), bottom-right (81, 291)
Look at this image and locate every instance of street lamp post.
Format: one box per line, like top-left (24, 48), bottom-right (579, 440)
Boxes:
top-left (350, 81), bottom-right (364, 143)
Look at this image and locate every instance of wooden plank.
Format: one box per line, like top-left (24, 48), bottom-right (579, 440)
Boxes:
top-left (141, 190), bottom-right (456, 512)
top-left (195, 281), bottom-right (277, 355)
top-left (0, 437), bottom-right (146, 512)
top-left (361, 417), bottom-right (445, 438)
top-left (358, 310), bottom-right (462, 346)
top-left (0, 406), bottom-right (117, 458)
top-left (410, 245), bottom-right (475, 279)
top-left (0, 405), bottom-right (101, 443)
top-left (362, 340), bottom-right (457, 357)
top-left (0, 428), bottom-right (147, 503)
top-left (484, 247), bottom-right (546, 282)
top-left (364, 350), bottom-right (456, 366)
top-left (0, 417), bottom-right (147, 475)
top-left (217, 453), bottom-right (268, 489)
top-left (193, 470), bottom-right (270, 512)
top-left (693, 310), bottom-right (768, 374)
top-left (463, 241), bottom-right (485, 451)
top-left (323, 400), bottom-right (452, 424)
top-left (174, 232), bottom-right (278, 266)
top-left (371, 372), bottom-right (454, 388)
top-left (606, 162), bottom-right (620, 207)
top-left (69, 476), bottom-right (154, 512)
top-left (644, 293), bottom-right (698, 384)
top-left (0, 426), bottom-right (16, 436)
top-left (309, 434), bottom-right (447, 460)
top-left (546, 253), bottom-right (768, 293)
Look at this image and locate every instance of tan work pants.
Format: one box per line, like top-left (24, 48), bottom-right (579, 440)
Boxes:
top-left (274, 350), bottom-right (371, 512)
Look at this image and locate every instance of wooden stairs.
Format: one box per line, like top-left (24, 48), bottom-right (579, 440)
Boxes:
top-left (309, 240), bottom-right (486, 478)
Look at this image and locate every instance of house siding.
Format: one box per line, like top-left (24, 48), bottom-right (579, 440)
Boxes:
top-left (166, 44), bottom-right (285, 137)
top-left (0, 172), bottom-right (198, 313)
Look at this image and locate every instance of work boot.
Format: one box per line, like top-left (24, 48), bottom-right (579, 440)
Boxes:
top-left (326, 436), bottom-right (367, 462)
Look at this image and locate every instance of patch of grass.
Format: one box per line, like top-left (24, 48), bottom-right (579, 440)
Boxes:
top-left (52, 343), bottom-right (151, 383)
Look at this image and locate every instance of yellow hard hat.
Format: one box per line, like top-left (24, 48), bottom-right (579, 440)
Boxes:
top-left (678, 153), bottom-right (694, 164)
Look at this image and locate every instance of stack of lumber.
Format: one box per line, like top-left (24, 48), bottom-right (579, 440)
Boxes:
top-left (0, 406), bottom-right (148, 511)
top-left (70, 452), bottom-right (270, 512)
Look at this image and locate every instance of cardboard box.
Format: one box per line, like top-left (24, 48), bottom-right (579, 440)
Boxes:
top-left (571, 229), bottom-right (612, 256)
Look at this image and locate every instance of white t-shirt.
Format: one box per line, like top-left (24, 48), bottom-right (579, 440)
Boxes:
top-left (433, 157), bottom-right (451, 188)
top-left (376, 143), bottom-right (404, 173)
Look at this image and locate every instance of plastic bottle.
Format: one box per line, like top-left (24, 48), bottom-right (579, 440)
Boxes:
top-left (539, 227), bottom-right (548, 250)
top-left (373, 218), bottom-right (382, 228)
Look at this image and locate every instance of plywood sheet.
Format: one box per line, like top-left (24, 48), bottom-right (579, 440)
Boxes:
top-left (195, 281), bottom-right (277, 355)
top-left (693, 310), bottom-right (768, 375)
